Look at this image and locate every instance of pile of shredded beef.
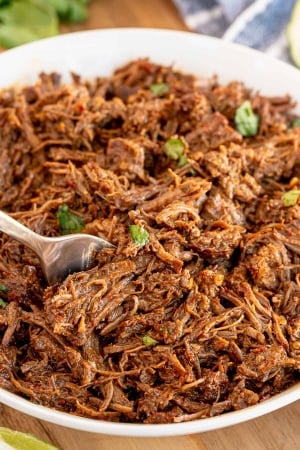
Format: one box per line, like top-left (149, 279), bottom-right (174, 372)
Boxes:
top-left (0, 59), bottom-right (300, 424)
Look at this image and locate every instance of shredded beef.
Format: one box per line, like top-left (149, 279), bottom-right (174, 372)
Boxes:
top-left (0, 58), bottom-right (300, 424)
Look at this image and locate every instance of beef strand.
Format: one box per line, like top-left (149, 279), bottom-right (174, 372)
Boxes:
top-left (0, 59), bottom-right (299, 423)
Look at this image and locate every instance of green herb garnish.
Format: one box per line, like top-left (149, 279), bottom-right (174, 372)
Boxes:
top-left (142, 335), bottom-right (158, 347)
top-left (164, 137), bottom-right (185, 161)
top-left (129, 225), bottom-right (149, 247)
top-left (281, 189), bottom-right (300, 206)
top-left (291, 117), bottom-right (300, 128)
top-left (0, 299), bottom-right (7, 309)
top-left (0, 284), bottom-right (8, 293)
top-left (0, 0), bottom-right (91, 49)
top-left (0, 0), bottom-right (59, 49)
top-left (149, 83), bottom-right (169, 97)
top-left (57, 204), bottom-right (85, 235)
top-left (45, 0), bottom-right (90, 22)
top-left (234, 100), bottom-right (259, 137)
top-left (178, 154), bottom-right (189, 168)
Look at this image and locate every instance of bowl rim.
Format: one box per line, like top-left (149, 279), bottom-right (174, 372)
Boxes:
top-left (0, 27), bottom-right (299, 436)
top-left (0, 384), bottom-right (299, 436)
top-left (0, 27), bottom-right (300, 93)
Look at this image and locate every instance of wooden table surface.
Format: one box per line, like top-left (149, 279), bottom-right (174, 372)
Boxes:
top-left (1, 1), bottom-right (299, 449)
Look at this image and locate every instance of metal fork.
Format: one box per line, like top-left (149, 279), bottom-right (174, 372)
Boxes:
top-left (0, 210), bottom-right (114, 285)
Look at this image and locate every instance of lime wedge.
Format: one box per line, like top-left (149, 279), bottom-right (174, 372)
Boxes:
top-left (0, 427), bottom-right (59, 450)
top-left (287, 0), bottom-right (300, 67)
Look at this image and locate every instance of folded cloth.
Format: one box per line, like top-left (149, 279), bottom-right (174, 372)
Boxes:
top-left (172, 0), bottom-right (297, 62)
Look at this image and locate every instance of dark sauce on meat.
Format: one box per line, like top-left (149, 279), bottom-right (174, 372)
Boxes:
top-left (0, 59), bottom-right (299, 423)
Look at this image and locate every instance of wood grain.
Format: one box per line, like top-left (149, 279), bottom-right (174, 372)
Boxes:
top-left (61, 0), bottom-right (187, 33)
top-left (0, 1), bottom-right (299, 449)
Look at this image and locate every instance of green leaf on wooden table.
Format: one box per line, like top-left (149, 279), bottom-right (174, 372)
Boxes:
top-left (45, 0), bottom-right (90, 22)
top-left (0, 0), bottom-right (11, 6)
top-left (0, 0), bottom-right (58, 48)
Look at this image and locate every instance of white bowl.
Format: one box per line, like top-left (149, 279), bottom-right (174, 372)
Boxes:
top-left (0, 28), bottom-right (299, 437)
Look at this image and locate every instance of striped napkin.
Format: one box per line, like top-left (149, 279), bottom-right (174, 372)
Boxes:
top-left (172, 0), bottom-right (297, 63)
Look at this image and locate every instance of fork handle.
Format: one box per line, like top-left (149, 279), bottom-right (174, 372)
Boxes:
top-left (0, 210), bottom-right (44, 256)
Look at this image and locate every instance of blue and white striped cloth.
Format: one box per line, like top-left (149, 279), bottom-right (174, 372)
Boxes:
top-left (172, 0), bottom-right (297, 63)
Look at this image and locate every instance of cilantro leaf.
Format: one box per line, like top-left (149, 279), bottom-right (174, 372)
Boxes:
top-left (142, 335), bottom-right (158, 347)
top-left (57, 204), bottom-right (85, 235)
top-left (281, 189), bottom-right (300, 207)
top-left (0, 299), bottom-right (7, 308)
top-left (291, 117), bottom-right (300, 128)
top-left (129, 225), bottom-right (149, 247)
top-left (164, 137), bottom-right (185, 161)
top-left (235, 100), bottom-right (259, 137)
top-left (150, 83), bottom-right (169, 97)
top-left (0, 284), bottom-right (8, 293)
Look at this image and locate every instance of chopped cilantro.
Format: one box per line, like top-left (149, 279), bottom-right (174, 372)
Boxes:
top-left (142, 335), bottom-right (158, 347)
top-left (281, 189), bottom-right (300, 207)
top-left (149, 83), bottom-right (169, 97)
top-left (57, 204), bottom-right (85, 235)
top-left (0, 284), bottom-right (8, 293)
top-left (291, 117), bottom-right (300, 128)
top-left (0, 298), bottom-right (7, 309)
top-left (164, 137), bottom-right (185, 161)
top-left (129, 225), bottom-right (149, 247)
top-left (235, 100), bottom-right (259, 137)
